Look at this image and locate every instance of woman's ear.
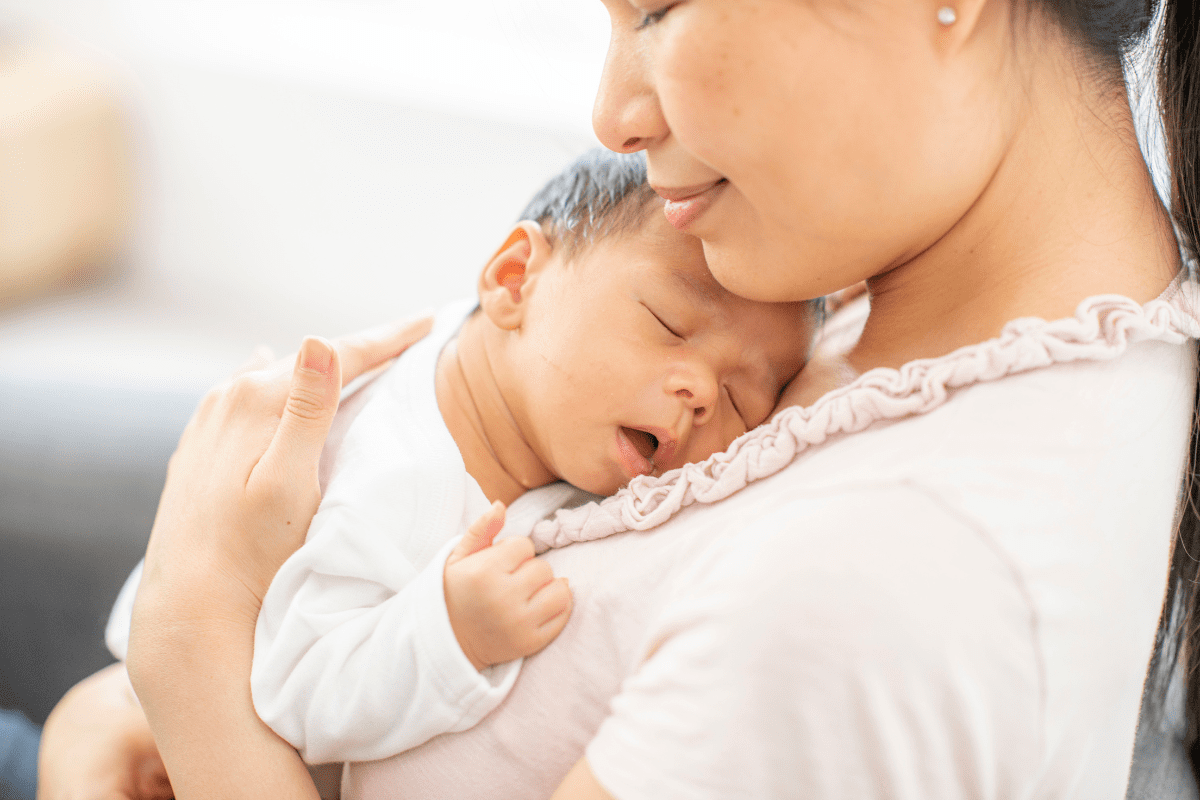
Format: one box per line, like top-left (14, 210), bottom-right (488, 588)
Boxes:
top-left (931, 0), bottom-right (986, 54)
top-left (478, 220), bottom-right (554, 331)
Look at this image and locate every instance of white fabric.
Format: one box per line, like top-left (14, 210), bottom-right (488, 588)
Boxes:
top-left (105, 559), bottom-right (139, 661)
top-left (344, 282), bottom-right (1198, 800)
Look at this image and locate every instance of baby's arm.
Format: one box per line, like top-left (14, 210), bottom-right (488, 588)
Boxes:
top-left (443, 501), bottom-right (572, 671)
top-left (252, 500), bottom-right (572, 766)
top-left (251, 503), bottom-right (502, 764)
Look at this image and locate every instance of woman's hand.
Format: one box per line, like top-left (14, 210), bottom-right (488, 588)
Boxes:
top-left (135, 322), bottom-right (429, 630)
top-left (124, 319), bottom-right (430, 800)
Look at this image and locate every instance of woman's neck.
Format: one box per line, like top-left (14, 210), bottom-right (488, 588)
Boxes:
top-left (850, 66), bottom-right (1180, 373)
top-left (435, 312), bottom-right (557, 505)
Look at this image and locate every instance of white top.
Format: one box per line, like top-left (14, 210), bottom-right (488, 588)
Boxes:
top-left (343, 281), bottom-right (1199, 799)
top-left (107, 299), bottom-right (592, 765)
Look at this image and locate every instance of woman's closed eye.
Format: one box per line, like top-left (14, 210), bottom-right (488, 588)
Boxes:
top-left (635, 2), bottom-right (680, 30)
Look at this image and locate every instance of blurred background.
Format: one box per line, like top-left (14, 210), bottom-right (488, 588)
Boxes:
top-left (0, 0), bottom-right (607, 732)
top-left (0, 0), bottom-right (609, 387)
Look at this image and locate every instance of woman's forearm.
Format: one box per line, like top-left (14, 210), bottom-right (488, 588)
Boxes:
top-left (132, 611), bottom-right (318, 800)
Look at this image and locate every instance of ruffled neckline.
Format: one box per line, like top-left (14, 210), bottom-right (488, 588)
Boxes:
top-left (530, 278), bottom-right (1200, 552)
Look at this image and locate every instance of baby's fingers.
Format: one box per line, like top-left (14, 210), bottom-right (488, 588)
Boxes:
top-left (528, 577), bottom-right (572, 628)
top-left (511, 555), bottom-right (556, 599)
top-left (448, 501), bottom-right (506, 565)
top-left (521, 578), bottom-right (572, 654)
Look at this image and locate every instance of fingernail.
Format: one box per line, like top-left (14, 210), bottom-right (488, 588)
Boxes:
top-left (299, 337), bottom-right (334, 374)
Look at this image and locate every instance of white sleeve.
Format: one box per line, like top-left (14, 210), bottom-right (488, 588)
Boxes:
top-left (252, 347), bottom-right (521, 765)
top-left (104, 559), bottom-right (142, 661)
top-left (253, 528), bottom-right (520, 764)
top-left (585, 485), bottom-right (1044, 800)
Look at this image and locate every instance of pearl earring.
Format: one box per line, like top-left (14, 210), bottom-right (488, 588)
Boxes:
top-left (937, 6), bottom-right (957, 24)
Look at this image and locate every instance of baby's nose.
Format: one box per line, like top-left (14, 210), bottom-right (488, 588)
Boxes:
top-left (676, 383), bottom-right (717, 426)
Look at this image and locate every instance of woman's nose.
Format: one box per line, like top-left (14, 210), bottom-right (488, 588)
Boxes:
top-left (592, 26), bottom-right (670, 153)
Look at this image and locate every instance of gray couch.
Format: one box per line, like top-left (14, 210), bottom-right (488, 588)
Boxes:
top-left (0, 377), bottom-right (197, 722)
top-left (0, 376), bottom-right (1194, 799)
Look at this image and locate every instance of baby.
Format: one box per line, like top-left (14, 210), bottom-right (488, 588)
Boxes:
top-left (107, 149), bottom-right (818, 765)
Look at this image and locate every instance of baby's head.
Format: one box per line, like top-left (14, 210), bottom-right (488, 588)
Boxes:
top-left (477, 150), bottom-right (818, 496)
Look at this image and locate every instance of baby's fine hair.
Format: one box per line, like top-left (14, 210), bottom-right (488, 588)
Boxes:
top-left (518, 149), bottom-right (659, 257)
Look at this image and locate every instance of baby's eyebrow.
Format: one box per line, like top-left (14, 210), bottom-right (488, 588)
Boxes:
top-left (669, 268), bottom-right (722, 310)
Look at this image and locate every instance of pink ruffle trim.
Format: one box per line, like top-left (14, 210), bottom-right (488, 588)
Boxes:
top-left (530, 280), bottom-right (1200, 552)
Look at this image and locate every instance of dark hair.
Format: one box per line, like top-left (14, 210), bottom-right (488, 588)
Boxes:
top-left (1089, 0), bottom-right (1200, 780)
top-left (1160, 0), bottom-right (1200, 770)
top-left (518, 149), bottom-right (660, 257)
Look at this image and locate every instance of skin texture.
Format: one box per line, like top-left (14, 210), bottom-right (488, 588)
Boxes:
top-left (38, 0), bottom-right (1185, 796)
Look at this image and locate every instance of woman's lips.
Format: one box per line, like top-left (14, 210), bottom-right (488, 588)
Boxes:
top-left (655, 179), bottom-right (728, 231)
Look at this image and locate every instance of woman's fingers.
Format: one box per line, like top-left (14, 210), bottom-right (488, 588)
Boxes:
top-left (254, 319), bottom-right (435, 517)
top-left (256, 336), bottom-right (342, 499)
top-left (143, 318), bottom-right (435, 618)
top-left (333, 317), bottom-right (433, 388)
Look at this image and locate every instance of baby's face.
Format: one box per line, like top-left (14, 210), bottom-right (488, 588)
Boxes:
top-left (510, 209), bottom-right (814, 496)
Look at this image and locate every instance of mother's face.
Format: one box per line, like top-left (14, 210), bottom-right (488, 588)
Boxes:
top-left (593, 0), bottom-right (1012, 303)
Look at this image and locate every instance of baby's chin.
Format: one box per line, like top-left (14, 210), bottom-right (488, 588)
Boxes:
top-left (557, 465), bottom-right (629, 499)
top-left (574, 477), bottom-right (626, 498)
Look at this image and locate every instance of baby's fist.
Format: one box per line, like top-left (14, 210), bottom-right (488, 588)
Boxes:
top-left (444, 501), bottom-right (572, 671)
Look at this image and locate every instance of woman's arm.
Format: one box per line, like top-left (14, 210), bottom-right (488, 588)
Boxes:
top-left (88, 321), bottom-right (428, 800)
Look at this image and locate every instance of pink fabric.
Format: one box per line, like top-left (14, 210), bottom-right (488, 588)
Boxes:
top-left (531, 280), bottom-right (1200, 551)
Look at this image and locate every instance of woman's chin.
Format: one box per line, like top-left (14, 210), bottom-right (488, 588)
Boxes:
top-left (701, 239), bottom-right (828, 304)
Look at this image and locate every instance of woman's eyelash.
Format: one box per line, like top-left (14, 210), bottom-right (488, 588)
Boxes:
top-left (636, 6), bottom-right (672, 30)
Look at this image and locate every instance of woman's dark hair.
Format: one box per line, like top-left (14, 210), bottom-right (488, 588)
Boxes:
top-left (1102, 0), bottom-right (1200, 779)
top-left (1036, 0), bottom-right (1200, 776)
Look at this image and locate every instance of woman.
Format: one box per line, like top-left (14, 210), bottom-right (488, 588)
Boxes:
top-left (37, 0), bottom-right (1200, 796)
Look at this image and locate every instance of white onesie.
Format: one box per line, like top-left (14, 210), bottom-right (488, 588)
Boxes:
top-left (107, 299), bottom-right (592, 764)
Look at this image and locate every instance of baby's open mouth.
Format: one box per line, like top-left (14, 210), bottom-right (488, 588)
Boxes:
top-left (620, 427), bottom-right (659, 463)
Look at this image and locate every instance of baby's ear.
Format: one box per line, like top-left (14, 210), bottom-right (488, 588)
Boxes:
top-left (478, 220), bottom-right (553, 331)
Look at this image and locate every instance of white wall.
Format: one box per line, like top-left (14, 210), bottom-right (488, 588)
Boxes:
top-left (0, 0), bottom-right (611, 390)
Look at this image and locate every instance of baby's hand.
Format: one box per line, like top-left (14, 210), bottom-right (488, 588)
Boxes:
top-left (443, 501), bottom-right (572, 671)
